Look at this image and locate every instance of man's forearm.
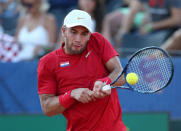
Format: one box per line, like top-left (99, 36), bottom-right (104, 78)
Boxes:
top-left (105, 56), bottom-right (126, 86)
top-left (108, 67), bottom-right (125, 87)
top-left (40, 94), bottom-right (66, 117)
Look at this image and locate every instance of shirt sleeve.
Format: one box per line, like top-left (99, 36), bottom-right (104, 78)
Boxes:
top-left (94, 33), bottom-right (119, 64)
top-left (37, 57), bottom-right (57, 95)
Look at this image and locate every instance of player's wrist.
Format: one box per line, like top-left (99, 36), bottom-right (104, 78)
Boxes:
top-left (59, 90), bottom-right (75, 108)
top-left (98, 76), bottom-right (112, 85)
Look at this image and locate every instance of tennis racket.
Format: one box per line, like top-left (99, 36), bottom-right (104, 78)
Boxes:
top-left (103, 46), bottom-right (174, 93)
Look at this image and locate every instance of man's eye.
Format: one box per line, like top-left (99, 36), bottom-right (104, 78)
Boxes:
top-left (71, 31), bottom-right (77, 34)
top-left (82, 32), bottom-right (88, 36)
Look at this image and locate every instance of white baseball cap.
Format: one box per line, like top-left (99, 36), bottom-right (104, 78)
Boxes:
top-left (63, 9), bottom-right (93, 32)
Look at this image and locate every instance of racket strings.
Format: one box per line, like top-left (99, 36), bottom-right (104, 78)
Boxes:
top-left (127, 48), bottom-right (173, 93)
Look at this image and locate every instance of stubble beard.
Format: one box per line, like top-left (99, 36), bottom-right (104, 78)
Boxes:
top-left (65, 38), bottom-right (87, 55)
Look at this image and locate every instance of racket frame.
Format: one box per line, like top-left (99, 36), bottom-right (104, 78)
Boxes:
top-left (109, 46), bottom-right (174, 93)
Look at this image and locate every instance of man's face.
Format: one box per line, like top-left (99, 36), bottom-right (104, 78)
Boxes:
top-left (62, 26), bottom-right (91, 55)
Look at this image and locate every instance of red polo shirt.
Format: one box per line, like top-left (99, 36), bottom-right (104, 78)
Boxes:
top-left (37, 32), bottom-right (126, 131)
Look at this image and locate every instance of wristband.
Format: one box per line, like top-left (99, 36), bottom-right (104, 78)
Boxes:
top-left (145, 24), bottom-right (152, 33)
top-left (98, 76), bottom-right (112, 85)
top-left (59, 90), bottom-right (75, 108)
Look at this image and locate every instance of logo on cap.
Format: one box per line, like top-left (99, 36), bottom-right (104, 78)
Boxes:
top-left (77, 17), bottom-right (85, 20)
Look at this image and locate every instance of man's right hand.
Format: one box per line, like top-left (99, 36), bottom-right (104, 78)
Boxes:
top-left (71, 88), bottom-right (95, 103)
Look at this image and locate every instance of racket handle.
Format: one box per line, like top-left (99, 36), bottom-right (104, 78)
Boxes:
top-left (102, 84), bottom-right (111, 91)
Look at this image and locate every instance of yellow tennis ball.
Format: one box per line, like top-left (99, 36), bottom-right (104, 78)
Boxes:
top-left (126, 73), bottom-right (138, 85)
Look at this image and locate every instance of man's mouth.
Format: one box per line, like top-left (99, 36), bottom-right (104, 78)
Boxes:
top-left (73, 44), bottom-right (81, 48)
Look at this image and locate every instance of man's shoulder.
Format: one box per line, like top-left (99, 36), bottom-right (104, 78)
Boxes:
top-left (89, 32), bottom-right (105, 45)
top-left (39, 50), bottom-right (58, 65)
top-left (91, 32), bottom-right (104, 39)
top-left (88, 32), bottom-right (109, 55)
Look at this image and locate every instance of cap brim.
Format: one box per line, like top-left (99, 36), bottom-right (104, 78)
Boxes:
top-left (65, 24), bottom-right (92, 32)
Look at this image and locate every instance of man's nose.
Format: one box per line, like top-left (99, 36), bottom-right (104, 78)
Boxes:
top-left (75, 34), bottom-right (81, 42)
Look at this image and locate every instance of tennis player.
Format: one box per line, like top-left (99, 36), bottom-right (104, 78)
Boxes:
top-left (37, 9), bottom-right (126, 131)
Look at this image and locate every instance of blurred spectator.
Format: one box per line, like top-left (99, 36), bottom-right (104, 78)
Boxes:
top-left (78, 0), bottom-right (105, 32)
top-left (0, 0), bottom-right (20, 35)
top-left (48, 0), bottom-right (77, 30)
top-left (102, 0), bottom-right (145, 47)
top-left (161, 28), bottom-right (181, 55)
top-left (104, 0), bottom-right (123, 14)
top-left (0, 0), bottom-right (19, 17)
top-left (15, 0), bottom-right (57, 61)
top-left (102, 0), bottom-right (181, 48)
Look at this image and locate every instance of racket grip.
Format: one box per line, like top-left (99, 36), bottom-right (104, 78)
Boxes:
top-left (102, 84), bottom-right (111, 91)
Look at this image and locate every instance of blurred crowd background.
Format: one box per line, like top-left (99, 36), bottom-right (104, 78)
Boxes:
top-left (0, 0), bottom-right (122, 62)
top-left (1, 0), bottom-right (181, 62)
top-left (0, 0), bottom-right (181, 131)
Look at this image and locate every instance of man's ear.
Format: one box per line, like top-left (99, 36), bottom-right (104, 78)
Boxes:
top-left (61, 26), bottom-right (66, 37)
top-left (88, 33), bottom-right (91, 40)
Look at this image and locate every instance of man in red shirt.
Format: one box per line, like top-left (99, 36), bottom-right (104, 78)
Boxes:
top-left (37, 9), bottom-right (126, 131)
